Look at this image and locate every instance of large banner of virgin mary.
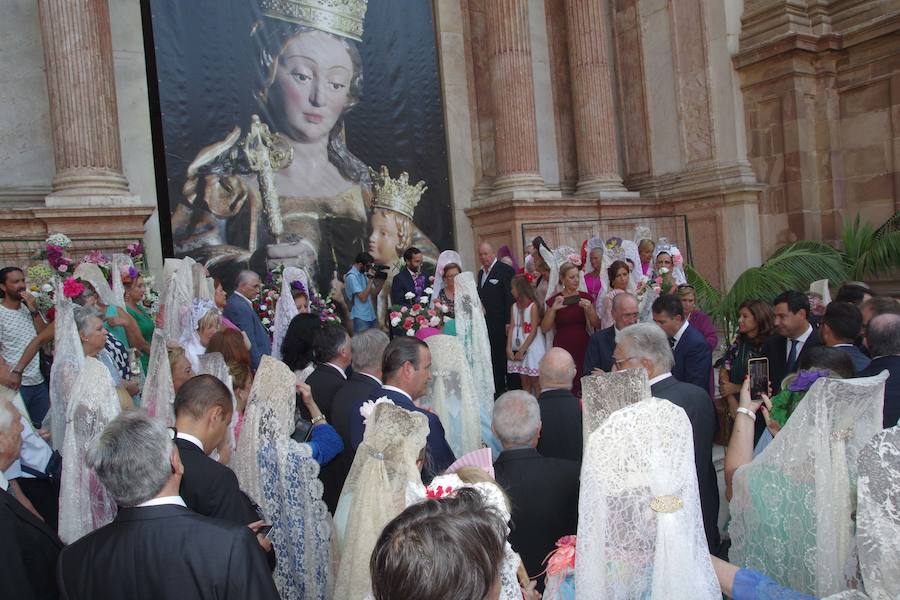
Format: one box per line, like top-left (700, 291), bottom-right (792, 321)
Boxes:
top-left (145, 0), bottom-right (454, 294)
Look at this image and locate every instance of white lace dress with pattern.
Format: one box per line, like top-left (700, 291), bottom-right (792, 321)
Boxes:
top-left (507, 302), bottom-right (545, 377)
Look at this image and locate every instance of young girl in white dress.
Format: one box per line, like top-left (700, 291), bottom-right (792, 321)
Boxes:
top-left (507, 275), bottom-right (546, 396)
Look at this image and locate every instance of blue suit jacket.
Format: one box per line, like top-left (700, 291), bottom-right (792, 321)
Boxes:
top-left (672, 323), bottom-right (713, 393)
top-left (222, 293), bottom-right (271, 370)
top-left (349, 386), bottom-right (456, 474)
top-left (583, 326), bottom-right (617, 374)
top-left (390, 268), bottom-right (417, 306)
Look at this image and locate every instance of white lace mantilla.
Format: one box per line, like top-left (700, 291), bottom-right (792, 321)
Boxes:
top-left (581, 368), bottom-right (651, 446)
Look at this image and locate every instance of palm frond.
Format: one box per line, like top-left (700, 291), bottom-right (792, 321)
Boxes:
top-left (684, 264), bottom-right (721, 316)
top-left (842, 212), bottom-right (900, 279)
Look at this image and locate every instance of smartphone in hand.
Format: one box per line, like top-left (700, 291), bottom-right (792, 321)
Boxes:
top-left (748, 357), bottom-right (769, 402)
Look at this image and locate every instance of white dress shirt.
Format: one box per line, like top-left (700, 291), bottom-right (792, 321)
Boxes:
top-left (786, 324), bottom-right (814, 357)
top-left (325, 362), bottom-right (348, 379)
top-left (137, 496), bottom-right (187, 508)
top-left (382, 384), bottom-right (413, 403)
top-left (671, 320), bottom-right (690, 349)
top-left (480, 259), bottom-right (497, 286)
top-left (649, 372), bottom-right (673, 386)
top-left (360, 372), bottom-right (383, 386)
top-left (175, 431), bottom-right (206, 454)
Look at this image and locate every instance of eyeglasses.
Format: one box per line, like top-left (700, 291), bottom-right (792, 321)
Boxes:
top-left (613, 356), bottom-right (639, 368)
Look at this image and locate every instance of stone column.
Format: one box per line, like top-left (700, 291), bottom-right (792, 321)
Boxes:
top-left (484, 0), bottom-right (545, 196)
top-left (565, 0), bottom-right (627, 194)
top-left (38, 0), bottom-right (135, 204)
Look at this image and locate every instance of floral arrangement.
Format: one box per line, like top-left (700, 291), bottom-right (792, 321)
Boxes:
top-left (26, 264), bottom-right (56, 316)
top-left (253, 285), bottom-right (279, 334)
top-left (635, 267), bottom-right (676, 298)
top-left (542, 535), bottom-right (577, 599)
top-left (310, 292), bottom-right (343, 327)
top-left (62, 277), bottom-right (84, 299)
top-left (389, 300), bottom-right (444, 336)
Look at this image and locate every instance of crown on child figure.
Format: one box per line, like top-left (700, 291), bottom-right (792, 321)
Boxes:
top-left (370, 166), bottom-right (427, 221)
top-left (258, 0), bottom-right (368, 42)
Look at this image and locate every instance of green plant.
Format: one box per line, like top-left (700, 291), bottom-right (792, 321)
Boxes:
top-left (840, 212), bottom-right (900, 280)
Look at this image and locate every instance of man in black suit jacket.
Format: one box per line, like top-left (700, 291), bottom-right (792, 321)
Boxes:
top-left (476, 242), bottom-right (516, 395)
top-left (821, 301), bottom-right (870, 373)
top-left (536, 348), bottom-right (583, 462)
top-left (858, 313), bottom-right (900, 428)
top-left (652, 294), bottom-right (712, 393)
top-left (613, 323), bottom-right (720, 552)
top-left (583, 292), bottom-right (639, 375)
top-left (0, 399), bottom-right (62, 600)
top-left (57, 412), bottom-right (279, 600)
top-left (765, 290), bottom-right (824, 392)
top-left (173, 376), bottom-right (259, 526)
top-left (390, 247), bottom-right (425, 307)
top-left (348, 337), bottom-right (455, 474)
top-left (492, 390), bottom-right (579, 591)
top-left (304, 326), bottom-right (351, 420)
top-left (322, 329), bottom-right (389, 512)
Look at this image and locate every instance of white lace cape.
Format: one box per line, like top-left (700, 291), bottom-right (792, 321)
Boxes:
top-left (48, 292), bottom-right (84, 450)
top-left (575, 398), bottom-right (720, 600)
top-left (419, 334), bottom-right (482, 458)
top-left (58, 355), bottom-right (121, 543)
top-left (160, 257), bottom-right (195, 341)
top-left (729, 372), bottom-right (889, 597)
top-left (580, 368), bottom-right (651, 447)
top-left (453, 272), bottom-right (498, 453)
top-left (141, 329), bottom-right (176, 426)
top-left (272, 266), bottom-right (312, 360)
top-left (334, 403), bottom-right (429, 600)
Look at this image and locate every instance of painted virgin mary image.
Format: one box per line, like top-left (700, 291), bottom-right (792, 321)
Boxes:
top-left (170, 0), bottom-right (440, 294)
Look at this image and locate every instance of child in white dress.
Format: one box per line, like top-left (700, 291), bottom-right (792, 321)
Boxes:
top-left (507, 275), bottom-right (546, 396)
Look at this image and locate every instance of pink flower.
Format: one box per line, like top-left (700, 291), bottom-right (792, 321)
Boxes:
top-left (57, 264), bottom-right (68, 273)
top-left (427, 309), bottom-right (436, 317)
top-left (412, 303), bottom-right (422, 312)
top-left (673, 254), bottom-right (683, 265)
top-left (62, 277), bottom-right (84, 298)
top-left (400, 306), bottom-right (408, 313)
top-left (545, 535), bottom-right (577, 576)
top-left (390, 311), bottom-right (401, 320)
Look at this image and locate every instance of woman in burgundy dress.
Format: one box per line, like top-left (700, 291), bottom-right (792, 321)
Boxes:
top-left (541, 262), bottom-right (601, 395)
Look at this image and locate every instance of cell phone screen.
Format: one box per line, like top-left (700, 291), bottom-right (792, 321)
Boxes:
top-left (257, 524), bottom-right (273, 538)
top-left (748, 358), bottom-right (769, 400)
top-left (562, 295), bottom-right (581, 306)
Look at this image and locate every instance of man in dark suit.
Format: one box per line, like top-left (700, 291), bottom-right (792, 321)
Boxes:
top-left (390, 247), bottom-right (425, 307)
top-left (613, 323), bottom-right (720, 552)
top-left (477, 242), bottom-right (516, 395)
top-left (57, 411), bottom-right (279, 600)
top-left (858, 313), bottom-right (900, 428)
top-left (492, 390), bottom-right (579, 591)
top-left (536, 348), bottom-right (582, 462)
top-left (303, 326), bottom-right (351, 420)
top-left (222, 270), bottom-right (271, 370)
top-left (173, 376), bottom-right (259, 526)
top-left (583, 292), bottom-right (639, 375)
top-left (765, 290), bottom-right (824, 392)
top-left (349, 337), bottom-right (455, 474)
top-left (323, 329), bottom-right (389, 512)
top-left (652, 294), bottom-right (712, 393)
top-left (0, 399), bottom-right (62, 600)
top-left (821, 301), bottom-right (870, 374)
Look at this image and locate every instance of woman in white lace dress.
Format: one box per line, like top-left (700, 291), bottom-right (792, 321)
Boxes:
top-left (506, 274), bottom-right (545, 396)
top-left (58, 305), bottom-right (121, 543)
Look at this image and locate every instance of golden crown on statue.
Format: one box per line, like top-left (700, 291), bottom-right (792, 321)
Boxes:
top-left (370, 166), bottom-right (427, 221)
top-left (258, 0), bottom-right (368, 42)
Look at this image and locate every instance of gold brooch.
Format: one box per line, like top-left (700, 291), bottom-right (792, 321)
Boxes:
top-left (650, 495), bottom-right (683, 513)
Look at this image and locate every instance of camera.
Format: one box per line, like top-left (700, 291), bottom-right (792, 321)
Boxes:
top-left (367, 263), bottom-right (389, 281)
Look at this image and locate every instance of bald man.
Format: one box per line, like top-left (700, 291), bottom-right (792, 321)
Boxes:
top-left (477, 242), bottom-right (517, 396)
top-left (535, 348), bottom-right (582, 462)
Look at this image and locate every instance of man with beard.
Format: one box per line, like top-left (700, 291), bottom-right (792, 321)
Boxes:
top-left (390, 247), bottom-right (425, 309)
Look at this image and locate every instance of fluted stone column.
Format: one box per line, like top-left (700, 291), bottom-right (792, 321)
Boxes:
top-left (38, 0), bottom-right (135, 204)
top-left (565, 0), bottom-right (627, 195)
top-left (484, 0), bottom-right (545, 196)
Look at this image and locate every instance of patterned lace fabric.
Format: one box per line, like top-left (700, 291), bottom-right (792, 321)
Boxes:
top-left (581, 368), bottom-right (651, 446)
top-left (141, 330), bottom-right (176, 426)
top-left (334, 403), bottom-right (429, 600)
top-left (852, 425), bottom-right (900, 599)
top-left (160, 257), bottom-right (195, 341)
top-left (272, 267), bottom-right (311, 360)
top-left (420, 334), bottom-right (482, 457)
top-left (73, 262), bottom-right (118, 308)
top-left (48, 293), bottom-right (84, 450)
top-left (453, 272), bottom-right (497, 448)
top-left (58, 356), bottom-right (121, 543)
top-left (197, 352), bottom-right (237, 464)
top-left (729, 373), bottom-right (889, 597)
top-left (575, 399), bottom-right (720, 599)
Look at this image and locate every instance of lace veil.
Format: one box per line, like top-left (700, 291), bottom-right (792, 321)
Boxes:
top-left (179, 297), bottom-right (218, 372)
top-left (453, 272), bottom-right (499, 454)
top-left (240, 356), bottom-right (331, 599)
top-left (58, 355), bottom-right (121, 543)
top-left (729, 372), bottom-right (888, 596)
top-left (420, 334), bottom-right (482, 457)
top-left (431, 249), bottom-right (462, 305)
top-left (581, 368), bottom-right (650, 446)
top-left (575, 398), bottom-right (720, 599)
top-left (539, 243), bottom-right (587, 302)
top-left (111, 254), bottom-right (134, 309)
top-left (197, 351), bottom-right (237, 462)
top-left (73, 262), bottom-right (117, 308)
top-left (142, 329), bottom-right (176, 426)
top-left (272, 266), bottom-right (311, 360)
top-left (191, 262), bottom-right (214, 300)
top-left (48, 290), bottom-right (84, 450)
top-left (653, 238), bottom-right (687, 285)
top-left (598, 239), bottom-right (641, 294)
top-left (160, 257), bottom-right (195, 340)
top-left (334, 403), bottom-right (429, 600)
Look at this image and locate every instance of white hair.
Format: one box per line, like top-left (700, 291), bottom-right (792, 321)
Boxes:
top-left (351, 328), bottom-right (389, 372)
top-left (492, 390), bottom-right (541, 446)
top-left (618, 322), bottom-right (675, 372)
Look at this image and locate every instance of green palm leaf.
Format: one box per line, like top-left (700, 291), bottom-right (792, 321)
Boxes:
top-left (841, 212), bottom-right (900, 279)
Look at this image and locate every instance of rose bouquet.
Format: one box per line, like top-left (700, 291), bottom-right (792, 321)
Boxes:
top-left (389, 301), bottom-right (443, 337)
top-left (310, 292), bottom-right (342, 327)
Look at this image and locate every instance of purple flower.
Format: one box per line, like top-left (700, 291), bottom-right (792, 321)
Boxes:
top-left (127, 266), bottom-right (139, 280)
top-left (788, 369), bottom-right (831, 392)
top-left (290, 280), bottom-right (306, 294)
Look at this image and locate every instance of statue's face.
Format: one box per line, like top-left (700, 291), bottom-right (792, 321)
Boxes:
top-left (272, 30), bottom-right (354, 142)
top-left (368, 210), bottom-right (400, 264)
